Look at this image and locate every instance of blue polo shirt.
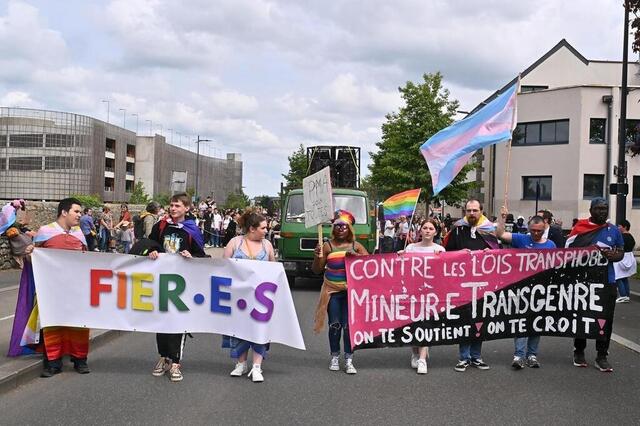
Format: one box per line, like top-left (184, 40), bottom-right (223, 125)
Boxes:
top-left (591, 224), bottom-right (624, 283)
top-left (79, 215), bottom-right (94, 235)
top-left (511, 233), bottom-right (556, 249)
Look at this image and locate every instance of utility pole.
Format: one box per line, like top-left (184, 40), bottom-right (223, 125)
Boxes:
top-left (195, 135), bottom-right (212, 202)
top-left (101, 100), bottom-right (110, 124)
top-left (615, 0), bottom-right (630, 223)
top-left (131, 113), bottom-right (139, 134)
top-left (119, 108), bottom-right (126, 129)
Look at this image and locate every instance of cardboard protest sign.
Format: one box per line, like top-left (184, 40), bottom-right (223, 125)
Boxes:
top-left (302, 166), bottom-right (333, 229)
top-left (346, 247), bottom-right (615, 350)
top-left (31, 249), bottom-right (306, 350)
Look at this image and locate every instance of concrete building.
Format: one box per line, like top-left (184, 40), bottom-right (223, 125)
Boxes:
top-left (478, 39), bottom-right (640, 228)
top-left (0, 107), bottom-right (242, 204)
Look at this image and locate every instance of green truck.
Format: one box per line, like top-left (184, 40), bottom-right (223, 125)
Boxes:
top-left (277, 146), bottom-right (377, 286)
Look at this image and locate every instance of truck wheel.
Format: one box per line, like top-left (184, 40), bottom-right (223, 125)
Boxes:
top-left (286, 273), bottom-right (296, 288)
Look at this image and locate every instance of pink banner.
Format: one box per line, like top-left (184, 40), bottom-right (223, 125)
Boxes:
top-left (345, 248), bottom-right (613, 350)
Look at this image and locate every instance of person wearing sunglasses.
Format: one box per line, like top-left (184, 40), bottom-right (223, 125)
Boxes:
top-left (496, 205), bottom-right (556, 371)
top-left (312, 210), bottom-right (368, 374)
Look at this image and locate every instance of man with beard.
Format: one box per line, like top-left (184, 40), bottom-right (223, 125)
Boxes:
top-left (444, 199), bottom-right (500, 372)
top-left (565, 197), bottom-right (623, 372)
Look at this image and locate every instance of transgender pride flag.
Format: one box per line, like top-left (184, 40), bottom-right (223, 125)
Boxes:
top-left (420, 79), bottom-right (518, 195)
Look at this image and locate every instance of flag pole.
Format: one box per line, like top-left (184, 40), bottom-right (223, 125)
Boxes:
top-left (404, 188), bottom-right (422, 249)
top-left (502, 75), bottom-right (521, 211)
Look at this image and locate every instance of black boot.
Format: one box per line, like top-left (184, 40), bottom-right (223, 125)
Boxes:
top-left (41, 358), bottom-right (62, 378)
top-left (73, 358), bottom-right (91, 374)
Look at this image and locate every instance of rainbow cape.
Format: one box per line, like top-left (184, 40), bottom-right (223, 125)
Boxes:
top-left (383, 188), bottom-right (421, 220)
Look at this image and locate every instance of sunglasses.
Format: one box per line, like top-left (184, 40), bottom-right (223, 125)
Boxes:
top-left (333, 223), bottom-right (348, 229)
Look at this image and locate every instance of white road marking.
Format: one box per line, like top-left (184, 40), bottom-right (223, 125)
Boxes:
top-left (0, 314), bottom-right (15, 321)
top-left (611, 333), bottom-right (640, 355)
top-left (0, 285), bottom-right (19, 293)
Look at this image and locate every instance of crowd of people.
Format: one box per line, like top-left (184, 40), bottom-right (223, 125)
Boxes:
top-left (75, 197), bottom-right (281, 256)
top-left (2, 194), bottom-right (637, 383)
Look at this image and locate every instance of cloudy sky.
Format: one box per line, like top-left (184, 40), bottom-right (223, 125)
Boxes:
top-left (0, 0), bottom-right (627, 197)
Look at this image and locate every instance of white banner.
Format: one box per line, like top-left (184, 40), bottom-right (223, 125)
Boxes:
top-left (31, 249), bottom-right (306, 350)
top-left (303, 166), bottom-right (334, 228)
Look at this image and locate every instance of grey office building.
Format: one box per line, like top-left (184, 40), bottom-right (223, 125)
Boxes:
top-left (0, 107), bottom-right (242, 203)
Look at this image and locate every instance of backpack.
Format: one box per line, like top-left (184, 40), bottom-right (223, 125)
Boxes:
top-left (133, 214), bottom-right (145, 239)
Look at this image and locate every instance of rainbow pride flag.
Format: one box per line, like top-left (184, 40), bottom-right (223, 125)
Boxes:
top-left (383, 188), bottom-right (421, 220)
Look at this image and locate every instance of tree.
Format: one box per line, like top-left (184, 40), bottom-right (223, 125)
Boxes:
top-left (368, 72), bottom-right (477, 207)
top-left (154, 193), bottom-right (171, 207)
top-left (71, 193), bottom-right (102, 209)
top-left (282, 144), bottom-right (307, 193)
top-left (129, 181), bottom-right (150, 205)
top-left (224, 189), bottom-right (250, 210)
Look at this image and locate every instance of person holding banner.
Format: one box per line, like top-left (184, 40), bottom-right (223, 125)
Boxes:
top-left (565, 197), bottom-right (623, 372)
top-left (147, 193), bottom-right (206, 382)
top-left (223, 208), bottom-right (276, 383)
top-left (398, 218), bottom-right (445, 374)
top-left (496, 207), bottom-right (556, 370)
top-left (24, 198), bottom-right (91, 377)
top-left (312, 210), bottom-right (368, 374)
top-left (444, 199), bottom-right (499, 372)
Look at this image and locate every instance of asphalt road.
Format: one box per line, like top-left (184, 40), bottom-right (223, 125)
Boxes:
top-left (0, 276), bottom-right (639, 425)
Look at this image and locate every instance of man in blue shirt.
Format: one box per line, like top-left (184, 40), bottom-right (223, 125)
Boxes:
top-left (79, 208), bottom-right (97, 251)
top-left (566, 197), bottom-right (623, 372)
top-left (497, 208), bottom-right (555, 370)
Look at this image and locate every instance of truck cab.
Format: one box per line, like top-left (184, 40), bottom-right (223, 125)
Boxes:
top-left (277, 188), bottom-right (377, 286)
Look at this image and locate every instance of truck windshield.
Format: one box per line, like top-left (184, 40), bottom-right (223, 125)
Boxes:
top-left (285, 194), bottom-right (367, 224)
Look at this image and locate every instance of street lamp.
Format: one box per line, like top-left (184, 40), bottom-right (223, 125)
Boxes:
top-left (119, 108), bottom-right (126, 129)
top-left (195, 135), bottom-right (212, 202)
top-left (615, 0), bottom-right (631, 223)
top-left (157, 124), bottom-right (163, 136)
top-left (168, 128), bottom-right (173, 145)
top-left (145, 119), bottom-right (152, 136)
top-left (101, 100), bottom-right (110, 123)
top-left (131, 113), bottom-right (139, 134)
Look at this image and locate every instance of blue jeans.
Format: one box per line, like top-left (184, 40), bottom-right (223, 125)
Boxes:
top-left (459, 341), bottom-right (482, 361)
top-left (514, 336), bottom-right (540, 358)
top-left (99, 228), bottom-right (110, 251)
top-left (122, 241), bottom-right (131, 254)
top-left (213, 230), bottom-right (221, 247)
top-left (328, 291), bottom-right (352, 358)
top-left (617, 278), bottom-right (630, 298)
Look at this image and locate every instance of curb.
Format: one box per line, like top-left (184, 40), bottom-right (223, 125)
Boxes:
top-left (0, 329), bottom-right (123, 395)
top-left (611, 333), bottom-right (640, 355)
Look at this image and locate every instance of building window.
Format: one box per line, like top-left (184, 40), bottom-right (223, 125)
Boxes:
top-left (589, 118), bottom-right (606, 144)
top-left (45, 156), bottom-right (74, 170)
top-left (633, 176), bottom-right (640, 209)
top-left (513, 120), bottom-right (569, 146)
top-left (583, 174), bottom-right (604, 199)
top-left (625, 119), bottom-right (640, 146)
top-left (520, 85), bottom-right (549, 93)
top-left (523, 176), bottom-right (552, 200)
top-left (8, 156), bottom-right (42, 170)
top-left (9, 134), bottom-right (43, 148)
top-left (45, 134), bottom-right (75, 148)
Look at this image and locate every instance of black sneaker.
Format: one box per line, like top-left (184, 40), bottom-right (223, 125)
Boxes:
top-left (511, 356), bottom-right (525, 370)
top-left (471, 358), bottom-right (490, 370)
top-left (573, 351), bottom-right (588, 367)
top-left (73, 359), bottom-right (91, 374)
top-left (595, 357), bottom-right (613, 372)
top-left (40, 366), bottom-right (62, 378)
top-left (454, 359), bottom-right (470, 372)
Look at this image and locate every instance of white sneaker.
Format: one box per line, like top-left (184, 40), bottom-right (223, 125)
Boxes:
top-left (416, 359), bottom-right (428, 374)
top-left (329, 356), bottom-right (340, 371)
top-left (169, 363), bottom-right (183, 382)
top-left (248, 364), bottom-right (264, 382)
top-left (410, 353), bottom-right (419, 369)
top-left (345, 358), bottom-right (357, 374)
top-left (152, 357), bottom-right (171, 377)
top-left (230, 361), bottom-right (248, 377)
top-left (616, 296), bottom-right (628, 303)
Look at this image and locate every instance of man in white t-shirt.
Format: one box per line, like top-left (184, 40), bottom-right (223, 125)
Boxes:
top-left (212, 208), bottom-right (223, 247)
top-left (383, 219), bottom-right (395, 252)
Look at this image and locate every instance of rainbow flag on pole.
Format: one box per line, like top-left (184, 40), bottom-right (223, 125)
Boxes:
top-left (383, 188), bottom-right (421, 220)
top-left (420, 79), bottom-right (519, 196)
